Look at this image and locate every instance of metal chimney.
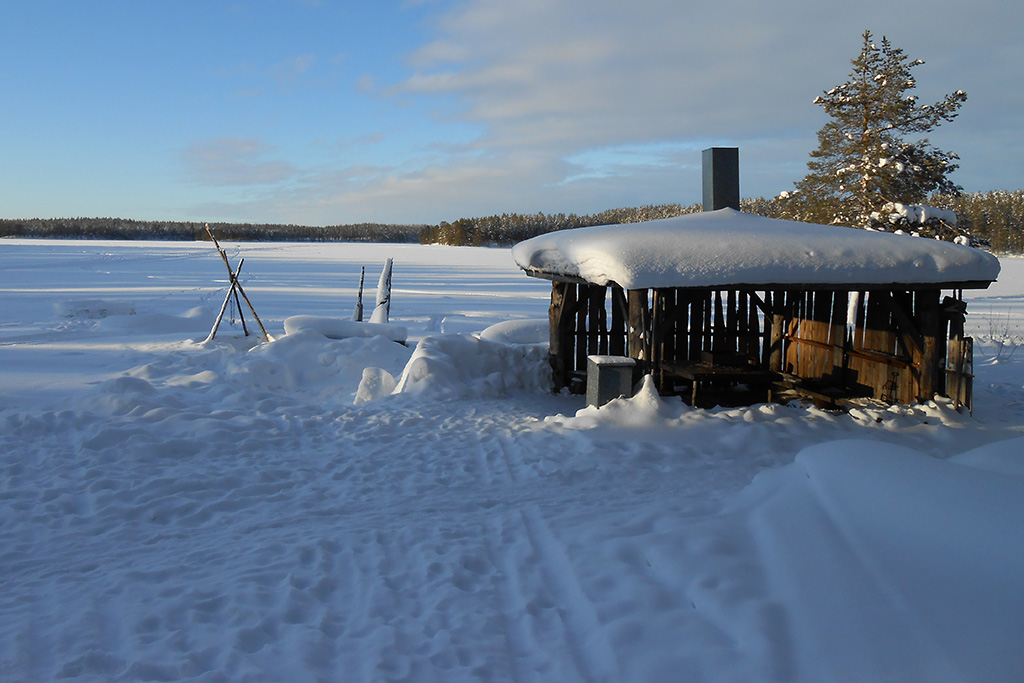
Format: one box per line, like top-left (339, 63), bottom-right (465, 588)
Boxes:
top-left (702, 147), bottom-right (740, 211)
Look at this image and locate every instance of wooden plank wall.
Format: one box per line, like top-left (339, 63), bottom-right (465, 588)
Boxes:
top-left (783, 290), bottom-right (848, 381)
top-left (550, 281), bottom-right (960, 405)
top-left (649, 289), bottom-right (768, 392)
top-left (549, 282), bottom-right (629, 391)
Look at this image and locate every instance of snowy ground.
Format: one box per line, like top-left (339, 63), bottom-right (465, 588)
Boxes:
top-left (2, 238), bottom-right (1023, 682)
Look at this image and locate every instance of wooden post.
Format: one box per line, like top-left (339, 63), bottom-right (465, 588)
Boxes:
top-left (651, 289), bottom-right (665, 390)
top-left (713, 290), bottom-right (726, 353)
top-left (352, 266), bottom-right (365, 322)
top-left (726, 289), bottom-right (738, 355)
top-left (609, 286), bottom-right (628, 356)
top-left (575, 284), bottom-right (590, 374)
top-left (690, 292), bottom-right (705, 362)
top-left (767, 291), bottom-right (785, 372)
top-left (549, 281), bottom-right (576, 392)
top-left (918, 289), bottom-right (941, 401)
top-left (588, 286), bottom-right (607, 356)
top-left (892, 290), bottom-right (919, 403)
top-left (627, 289), bottom-right (649, 373)
top-left (947, 303), bottom-right (967, 409)
top-left (674, 290), bottom-right (691, 364)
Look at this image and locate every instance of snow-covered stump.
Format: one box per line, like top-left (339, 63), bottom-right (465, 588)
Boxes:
top-left (369, 259), bottom-right (393, 325)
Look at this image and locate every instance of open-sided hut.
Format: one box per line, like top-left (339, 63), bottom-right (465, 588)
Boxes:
top-left (513, 161), bottom-right (1000, 410)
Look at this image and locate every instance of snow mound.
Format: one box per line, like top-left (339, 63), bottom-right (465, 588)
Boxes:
top-left (354, 367), bottom-right (398, 404)
top-left (283, 315), bottom-right (407, 344)
top-left (392, 334), bottom-right (551, 399)
top-left (950, 435), bottom-right (1024, 477)
top-left (479, 318), bottom-right (549, 345)
top-left (736, 439), bottom-right (1024, 681)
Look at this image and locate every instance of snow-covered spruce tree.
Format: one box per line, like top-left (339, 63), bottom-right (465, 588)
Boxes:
top-left (780, 31), bottom-right (967, 234)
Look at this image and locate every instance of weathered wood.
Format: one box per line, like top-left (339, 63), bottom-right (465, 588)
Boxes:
top-left (713, 291), bottom-right (726, 353)
top-left (627, 289), bottom-right (649, 371)
top-left (673, 290), bottom-right (691, 365)
top-left (918, 289), bottom-right (941, 401)
top-left (205, 225), bottom-right (271, 342)
top-left (893, 290), bottom-right (919, 403)
top-left (726, 289), bottom-right (738, 355)
top-left (610, 286), bottom-right (628, 356)
top-left (575, 284), bottom-right (590, 373)
top-left (205, 258), bottom-right (245, 343)
top-left (829, 290), bottom-right (849, 385)
top-left (737, 291), bottom-right (749, 359)
top-left (587, 286), bottom-right (606, 356)
top-left (555, 277), bottom-right (975, 408)
top-left (549, 281), bottom-right (576, 392)
top-left (690, 293), bottom-right (705, 362)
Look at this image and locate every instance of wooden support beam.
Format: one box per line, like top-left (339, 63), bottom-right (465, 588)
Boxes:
top-left (768, 291), bottom-right (785, 371)
top-left (575, 284), bottom-right (590, 373)
top-left (587, 285), bottom-right (607, 356)
top-left (549, 281), bottom-right (576, 392)
top-left (874, 290), bottom-right (923, 353)
top-left (627, 288), bottom-right (649, 371)
top-left (918, 289), bottom-right (941, 401)
top-left (609, 285), bottom-right (628, 356)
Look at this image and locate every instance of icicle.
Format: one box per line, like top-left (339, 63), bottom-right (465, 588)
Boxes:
top-left (847, 291), bottom-right (861, 332)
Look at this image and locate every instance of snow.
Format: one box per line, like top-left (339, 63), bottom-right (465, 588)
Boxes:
top-left (283, 315), bottom-right (408, 344)
top-left (512, 208), bottom-right (1000, 289)
top-left (2, 238), bottom-right (1024, 682)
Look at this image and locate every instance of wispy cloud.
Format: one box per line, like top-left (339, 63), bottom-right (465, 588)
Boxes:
top-left (269, 54), bottom-right (317, 88)
top-left (182, 137), bottom-right (298, 186)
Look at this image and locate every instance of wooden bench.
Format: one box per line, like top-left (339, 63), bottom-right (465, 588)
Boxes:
top-left (661, 360), bottom-right (781, 407)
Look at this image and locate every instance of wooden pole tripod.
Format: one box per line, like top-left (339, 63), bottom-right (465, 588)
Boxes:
top-left (203, 225), bottom-right (272, 343)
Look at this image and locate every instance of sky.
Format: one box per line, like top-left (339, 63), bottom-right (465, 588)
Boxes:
top-left (2, 0), bottom-right (1021, 227)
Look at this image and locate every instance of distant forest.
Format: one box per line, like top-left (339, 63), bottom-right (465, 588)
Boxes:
top-left (0, 218), bottom-right (424, 243)
top-left (3, 189), bottom-right (1023, 252)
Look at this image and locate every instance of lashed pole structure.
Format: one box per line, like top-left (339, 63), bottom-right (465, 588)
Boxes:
top-left (204, 224), bottom-right (272, 343)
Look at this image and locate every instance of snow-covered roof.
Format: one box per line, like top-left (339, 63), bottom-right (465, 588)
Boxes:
top-left (512, 208), bottom-right (1000, 289)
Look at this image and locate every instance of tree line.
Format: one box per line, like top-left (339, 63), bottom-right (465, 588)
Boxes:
top-left (416, 190), bottom-right (1024, 252)
top-left (0, 217), bottom-right (424, 243)
top-left (4, 189), bottom-right (1024, 252)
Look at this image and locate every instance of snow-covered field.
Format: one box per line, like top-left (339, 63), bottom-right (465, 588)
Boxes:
top-left (2, 238), bottom-right (1023, 682)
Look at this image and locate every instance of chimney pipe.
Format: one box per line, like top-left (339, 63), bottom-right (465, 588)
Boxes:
top-left (702, 147), bottom-right (740, 211)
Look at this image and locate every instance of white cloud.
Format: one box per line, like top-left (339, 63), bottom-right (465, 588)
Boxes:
top-left (365, 0), bottom-right (1022, 216)
top-left (191, 0), bottom-right (1024, 225)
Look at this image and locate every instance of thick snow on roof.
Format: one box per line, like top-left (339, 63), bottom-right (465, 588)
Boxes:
top-left (512, 208), bottom-right (1000, 289)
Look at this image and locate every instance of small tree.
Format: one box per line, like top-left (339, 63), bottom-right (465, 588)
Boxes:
top-left (781, 31), bottom-right (967, 229)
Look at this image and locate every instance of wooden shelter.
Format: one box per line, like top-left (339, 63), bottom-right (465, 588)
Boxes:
top-left (513, 150), bottom-right (1000, 409)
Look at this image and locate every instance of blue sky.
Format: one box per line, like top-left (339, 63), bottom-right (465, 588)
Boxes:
top-left (2, 0), bottom-right (1021, 226)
